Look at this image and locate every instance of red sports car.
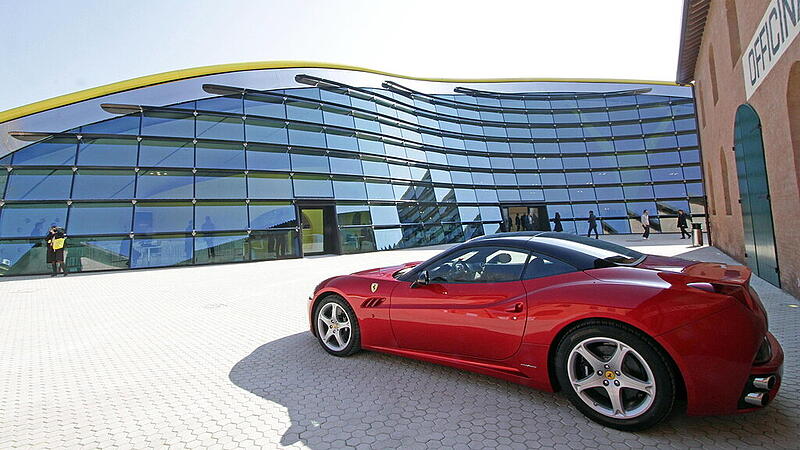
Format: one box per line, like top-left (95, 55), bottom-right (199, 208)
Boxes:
top-left (308, 232), bottom-right (783, 430)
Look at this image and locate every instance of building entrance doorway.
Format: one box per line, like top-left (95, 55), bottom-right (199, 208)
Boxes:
top-left (501, 205), bottom-right (550, 232)
top-left (298, 203), bottom-right (338, 256)
top-left (733, 104), bottom-right (780, 287)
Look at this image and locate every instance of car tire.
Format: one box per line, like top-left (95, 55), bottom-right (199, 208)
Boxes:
top-left (554, 321), bottom-right (676, 431)
top-left (313, 294), bottom-right (361, 357)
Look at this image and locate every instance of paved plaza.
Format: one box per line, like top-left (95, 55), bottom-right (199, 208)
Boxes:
top-left (0, 234), bottom-right (798, 449)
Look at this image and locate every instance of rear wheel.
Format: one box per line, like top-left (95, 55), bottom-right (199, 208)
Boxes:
top-left (314, 295), bottom-right (361, 357)
top-left (555, 322), bottom-right (675, 431)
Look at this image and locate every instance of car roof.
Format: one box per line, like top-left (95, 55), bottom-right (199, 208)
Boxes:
top-left (463, 232), bottom-right (607, 270)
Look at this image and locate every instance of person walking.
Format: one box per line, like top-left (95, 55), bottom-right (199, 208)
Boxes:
top-left (677, 209), bottom-right (690, 239)
top-left (45, 225), bottom-right (68, 276)
top-left (587, 211), bottom-right (599, 239)
top-left (641, 210), bottom-right (651, 240)
top-left (553, 212), bottom-right (563, 232)
top-left (514, 213), bottom-right (521, 232)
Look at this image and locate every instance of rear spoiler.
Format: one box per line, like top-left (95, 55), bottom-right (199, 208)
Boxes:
top-left (682, 262), bottom-right (752, 286)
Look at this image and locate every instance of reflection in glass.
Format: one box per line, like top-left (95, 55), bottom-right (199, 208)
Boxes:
top-left (195, 201), bottom-right (248, 231)
top-left (64, 236), bottom-right (132, 273)
top-left (0, 203), bottom-right (67, 238)
top-left (68, 202), bottom-right (133, 235)
top-left (136, 170), bottom-right (193, 199)
top-left (131, 235), bottom-right (193, 268)
top-left (339, 227), bottom-right (376, 254)
top-left (5, 169), bottom-right (72, 200)
top-left (133, 202), bottom-right (193, 234)
top-left (247, 173), bottom-right (293, 199)
top-left (11, 138), bottom-right (77, 166)
top-left (195, 171), bottom-right (247, 199)
top-left (193, 233), bottom-right (248, 265)
top-left (77, 137), bottom-right (138, 167)
top-left (249, 229), bottom-right (299, 260)
top-left (196, 142), bottom-right (245, 170)
top-left (139, 139), bottom-right (194, 167)
top-left (72, 169), bottom-right (136, 199)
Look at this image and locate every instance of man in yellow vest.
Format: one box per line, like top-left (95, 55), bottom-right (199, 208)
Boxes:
top-left (45, 225), bottom-right (68, 276)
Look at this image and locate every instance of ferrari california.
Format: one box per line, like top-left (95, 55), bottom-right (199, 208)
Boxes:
top-left (308, 232), bottom-right (783, 430)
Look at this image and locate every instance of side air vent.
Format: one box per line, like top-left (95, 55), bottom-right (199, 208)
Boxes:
top-left (361, 297), bottom-right (386, 308)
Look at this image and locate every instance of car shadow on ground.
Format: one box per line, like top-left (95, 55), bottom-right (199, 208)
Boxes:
top-left (230, 332), bottom-right (797, 448)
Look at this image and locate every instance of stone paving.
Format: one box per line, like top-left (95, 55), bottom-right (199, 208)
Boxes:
top-left (0, 234), bottom-right (797, 449)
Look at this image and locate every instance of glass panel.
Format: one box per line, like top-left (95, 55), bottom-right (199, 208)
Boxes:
top-left (0, 203), bottom-right (67, 238)
top-left (245, 118), bottom-right (289, 144)
top-left (339, 227), bottom-right (376, 254)
top-left (247, 173), bottom-right (293, 199)
top-left (288, 123), bottom-right (326, 147)
top-left (196, 115), bottom-right (244, 141)
top-left (329, 155), bottom-right (363, 175)
top-left (249, 201), bottom-right (296, 229)
top-left (336, 204), bottom-right (371, 226)
top-left (195, 201), bottom-right (248, 232)
top-left (81, 114), bottom-right (140, 135)
top-left (0, 239), bottom-right (50, 275)
top-left (370, 205), bottom-right (400, 225)
top-left (654, 183), bottom-right (687, 198)
top-left (141, 111), bottom-right (194, 138)
top-left (136, 169), bottom-right (193, 199)
top-left (325, 129), bottom-right (359, 151)
top-left (287, 101), bottom-right (323, 123)
top-left (0, 170), bottom-right (6, 197)
top-left (249, 229), bottom-right (299, 260)
top-left (77, 137), bottom-right (138, 167)
top-left (293, 174), bottom-right (333, 197)
top-left (246, 144), bottom-right (290, 171)
top-left (5, 169), bottom-right (72, 200)
top-left (68, 202), bottom-right (132, 235)
top-left (193, 233), bottom-right (248, 264)
top-left (291, 152), bottom-right (330, 173)
top-left (138, 139), bottom-right (194, 167)
top-left (196, 96), bottom-right (242, 114)
top-left (479, 206), bottom-right (502, 222)
top-left (333, 178), bottom-right (367, 200)
top-left (133, 202), bottom-right (193, 234)
top-left (72, 169), bottom-right (135, 199)
top-left (195, 141), bottom-right (245, 169)
top-left (244, 96), bottom-right (286, 118)
top-left (366, 182), bottom-right (395, 200)
top-left (194, 171), bottom-right (246, 199)
top-left (131, 235), bottom-right (193, 268)
top-left (63, 236), bottom-right (131, 273)
top-left (458, 206), bottom-right (480, 222)
top-left (374, 228), bottom-right (403, 251)
top-left (11, 137), bottom-right (77, 166)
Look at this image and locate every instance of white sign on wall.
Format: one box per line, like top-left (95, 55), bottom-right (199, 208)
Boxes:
top-left (742, 0), bottom-right (800, 99)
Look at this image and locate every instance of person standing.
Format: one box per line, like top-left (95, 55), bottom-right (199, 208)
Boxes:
top-left (514, 213), bottom-right (521, 232)
top-left (587, 211), bottom-right (599, 239)
top-left (526, 212), bottom-right (535, 231)
top-left (45, 225), bottom-right (68, 276)
top-left (677, 209), bottom-right (690, 239)
top-left (641, 210), bottom-right (651, 240)
top-left (553, 212), bottom-right (563, 232)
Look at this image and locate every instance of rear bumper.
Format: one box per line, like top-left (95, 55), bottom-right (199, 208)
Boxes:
top-left (657, 304), bottom-right (783, 416)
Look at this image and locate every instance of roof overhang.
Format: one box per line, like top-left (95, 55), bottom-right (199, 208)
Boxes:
top-left (676, 0), bottom-right (711, 84)
top-left (1, 61), bottom-right (687, 125)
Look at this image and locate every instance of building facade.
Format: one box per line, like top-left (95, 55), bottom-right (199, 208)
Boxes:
top-left (678, 0), bottom-right (800, 296)
top-left (0, 63), bottom-right (703, 276)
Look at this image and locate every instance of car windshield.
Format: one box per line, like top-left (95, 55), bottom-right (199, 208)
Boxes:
top-left (534, 233), bottom-right (645, 266)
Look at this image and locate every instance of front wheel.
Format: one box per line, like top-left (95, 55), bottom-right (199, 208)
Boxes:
top-left (314, 295), bottom-right (361, 357)
top-left (555, 322), bottom-right (676, 431)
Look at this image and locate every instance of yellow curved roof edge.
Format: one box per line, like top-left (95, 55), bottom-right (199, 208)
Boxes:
top-left (0, 60), bottom-right (687, 124)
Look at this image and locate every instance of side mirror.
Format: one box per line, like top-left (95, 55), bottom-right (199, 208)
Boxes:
top-left (411, 270), bottom-right (429, 288)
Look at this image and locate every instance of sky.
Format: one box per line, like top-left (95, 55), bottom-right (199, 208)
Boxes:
top-left (0, 0), bottom-right (685, 112)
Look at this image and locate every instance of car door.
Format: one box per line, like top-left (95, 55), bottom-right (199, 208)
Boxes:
top-left (390, 246), bottom-right (529, 361)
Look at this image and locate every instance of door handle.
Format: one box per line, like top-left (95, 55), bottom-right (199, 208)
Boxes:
top-left (505, 302), bottom-right (524, 313)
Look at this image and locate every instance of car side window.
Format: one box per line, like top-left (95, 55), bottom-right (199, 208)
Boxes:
top-left (426, 246), bottom-right (530, 283)
top-left (523, 253), bottom-right (576, 280)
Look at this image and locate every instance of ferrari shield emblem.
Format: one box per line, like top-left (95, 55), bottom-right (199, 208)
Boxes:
top-left (370, 283), bottom-right (379, 293)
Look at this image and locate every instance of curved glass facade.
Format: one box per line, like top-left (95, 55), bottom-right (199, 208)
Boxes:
top-left (0, 66), bottom-right (703, 276)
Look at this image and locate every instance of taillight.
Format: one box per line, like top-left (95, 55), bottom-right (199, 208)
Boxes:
top-left (754, 336), bottom-right (772, 365)
top-left (688, 282), bottom-right (755, 309)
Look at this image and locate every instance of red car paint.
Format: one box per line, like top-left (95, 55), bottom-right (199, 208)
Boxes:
top-left (309, 252), bottom-right (783, 416)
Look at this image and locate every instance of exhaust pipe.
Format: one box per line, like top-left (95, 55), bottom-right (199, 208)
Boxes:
top-left (753, 376), bottom-right (776, 390)
top-left (744, 392), bottom-right (768, 407)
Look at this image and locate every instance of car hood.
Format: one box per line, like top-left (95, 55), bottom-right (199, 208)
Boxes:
top-left (351, 261), bottom-right (422, 280)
